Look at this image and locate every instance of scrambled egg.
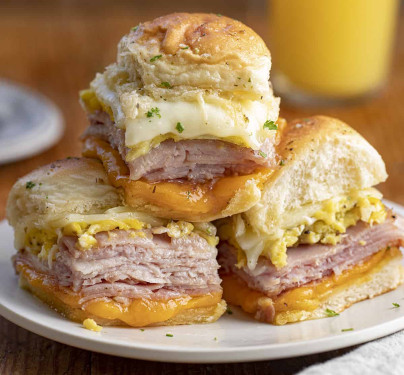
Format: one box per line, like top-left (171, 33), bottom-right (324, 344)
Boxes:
top-left (80, 89), bottom-right (113, 120)
top-left (63, 218), bottom-right (144, 250)
top-left (22, 215), bottom-right (218, 261)
top-left (219, 189), bottom-right (386, 270)
top-left (83, 318), bottom-right (102, 332)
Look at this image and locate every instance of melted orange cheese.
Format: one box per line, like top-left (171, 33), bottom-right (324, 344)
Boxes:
top-left (17, 262), bottom-right (222, 327)
top-left (222, 247), bottom-right (401, 324)
top-left (82, 136), bottom-right (273, 221)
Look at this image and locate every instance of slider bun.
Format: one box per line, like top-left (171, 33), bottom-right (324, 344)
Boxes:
top-left (117, 12), bottom-right (272, 97)
top-left (245, 115), bottom-right (388, 232)
top-left (19, 272), bottom-right (227, 327)
top-left (6, 158), bottom-right (121, 228)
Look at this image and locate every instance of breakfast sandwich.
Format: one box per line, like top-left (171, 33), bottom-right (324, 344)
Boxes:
top-left (80, 12), bottom-right (281, 222)
top-left (216, 116), bottom-right (404, 325)
top-left (7, 158), bottom-right (225, 327)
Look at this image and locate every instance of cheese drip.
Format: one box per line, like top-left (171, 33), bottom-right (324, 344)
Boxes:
top-left (17, 263), bottom-right (223, 327)
top-left (222, 247), bottom-right (401, 325)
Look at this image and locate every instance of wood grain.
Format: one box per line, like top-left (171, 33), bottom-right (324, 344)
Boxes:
top-left (0, 1), bottom-right (403, 374)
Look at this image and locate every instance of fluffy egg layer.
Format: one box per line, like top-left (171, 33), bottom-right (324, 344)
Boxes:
top-left (20, 207), bottom-right (218, 262)
top-left (217, 188), bottom-right (386, 270)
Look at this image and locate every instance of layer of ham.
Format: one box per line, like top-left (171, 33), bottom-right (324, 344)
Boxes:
top-left (83, 111), bottom-right (276, 182)
top-left (218, 213), bottom-right (404, 297)
top-left (14, 229), bottom-right (221, 304)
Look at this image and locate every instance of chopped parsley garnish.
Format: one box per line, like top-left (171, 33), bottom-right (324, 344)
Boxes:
top-left (325, 308), bottom-right (339, 317)
top-left (131, 25), bottom-right (139, 32)
top-left (176, 122), bottom-right (184, 133)
top-left (226, 307), bottom-right (233, 315)
top-left (140, 329), bottom-right (145, 332)
top-left (263, 120), bottom-right (278, 131)
top-left (166, 333), bottom-right (173, 337)
top-left (181, 46), bottom-right (189, 50)
top-left (341, 328), bottom-right (354, 332)
top-left (393, 303), bottom-right (400, 308)
top-left (146, 107), bottom-right (161, 118)
top-left (160, 81), bottom-right (172, 89)
top-left (248, 77), bottom-right (251, 82)
top-left (217, 13), bottom-right (222, 17)
top-left (25, 181), bottom-right (35, 189)
top-left (150, 55), bottom-right (162, 62)
top-left (214, 337), bottom-right (218, 341)
top-left (279, 160), bottom-right (285, 166)
top-left (258, 151), bottom-right (267, 158)
top-left (186, 190), bottom-right (191, 199)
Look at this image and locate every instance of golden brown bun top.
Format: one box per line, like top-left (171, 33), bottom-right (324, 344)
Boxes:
top-left (132, 13), bottom-right (269, 62)
top-left (245, 115), bottom-right (388, 231)
top-left (112, 12), bottom-right (273, 97)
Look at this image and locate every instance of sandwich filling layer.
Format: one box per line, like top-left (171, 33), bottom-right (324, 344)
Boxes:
top-left (217, 189), bottom-right (387, 269)
top-left (221, 247), bottom-right (403, 325)
top-left (218, 214), bottom-right (404, 324)
top-left (83, 111), bottom-right (277, 182)
top-left (15, 226), bottom-right (223, 327)
top-left (82, 136), bottom-right (273, 221)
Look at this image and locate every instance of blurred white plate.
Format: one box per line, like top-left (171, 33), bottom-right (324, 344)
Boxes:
top-left (0, 81), bottom-right (64, 165)
top-left (0, 200), bottom-right (403, 363)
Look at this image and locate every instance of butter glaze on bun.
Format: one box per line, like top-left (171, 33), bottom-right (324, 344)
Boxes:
top-left (120, 12), bottom-right (272, 95)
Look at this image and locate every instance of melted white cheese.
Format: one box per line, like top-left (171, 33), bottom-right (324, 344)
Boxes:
top-left (90, 72), bottom-right (280, 151)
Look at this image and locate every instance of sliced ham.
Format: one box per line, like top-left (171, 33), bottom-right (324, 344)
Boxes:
top-left (218, 213), bottom-right (404, 297)
top-left (15, 228), bottom-right (221, 304)
top-left (84, 111), bottom-right (276, 182)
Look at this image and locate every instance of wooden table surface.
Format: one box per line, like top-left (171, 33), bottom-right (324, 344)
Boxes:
top-left (0, 1), bottom-right (403, 374)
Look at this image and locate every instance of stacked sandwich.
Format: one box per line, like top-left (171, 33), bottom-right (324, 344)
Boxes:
top-left (6, 13), bottom-right (281, 327)
top-left (6, 13), bottom-right (404, 329)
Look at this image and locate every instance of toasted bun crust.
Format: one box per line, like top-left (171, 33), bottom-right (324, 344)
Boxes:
top-left (19, 273), bottom-right (226, 327)
top-left (118, 13), bottom-right (272, 96)
top-left (6, 158), bottom-right (121, 228)
top-left (245, 115), bottom-right (388, 232)
top-left (274, 254), bottom-right (404, 325)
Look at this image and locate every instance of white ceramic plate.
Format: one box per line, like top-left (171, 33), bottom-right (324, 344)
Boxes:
top-left (0, 200), bottom-right (403, 363)
top-left (0, 81), bottom-right (64, 165)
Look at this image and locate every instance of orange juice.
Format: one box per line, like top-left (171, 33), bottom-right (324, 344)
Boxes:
top-left (269, 0), bottom-right (399, 100)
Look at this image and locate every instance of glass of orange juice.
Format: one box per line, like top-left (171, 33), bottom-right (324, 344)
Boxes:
top-left (268, 0), bottom-right (399, 104)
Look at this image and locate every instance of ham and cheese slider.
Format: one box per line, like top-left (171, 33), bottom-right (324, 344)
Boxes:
top-left (7, 158), bottom-right (225, 327)
top-left (80, 12), bottom-right (280, 222)
top-left (217, 116), bottom-right (404, 325)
